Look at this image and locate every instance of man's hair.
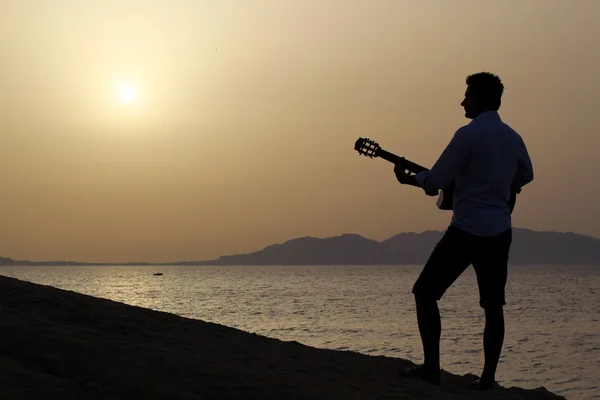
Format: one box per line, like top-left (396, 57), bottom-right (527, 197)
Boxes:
top-left (466, 72), bottom-right (504, 109)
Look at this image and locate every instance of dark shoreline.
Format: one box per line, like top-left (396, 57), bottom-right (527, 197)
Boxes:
top-left (0, 275), bottom-right (565, 399)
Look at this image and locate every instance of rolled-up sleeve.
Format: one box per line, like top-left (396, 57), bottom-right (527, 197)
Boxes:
top-left (414, 127), bottom-right (471, 191)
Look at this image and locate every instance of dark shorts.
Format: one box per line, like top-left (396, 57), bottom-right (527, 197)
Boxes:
top-left (412, 225), bottom-right (512, 309)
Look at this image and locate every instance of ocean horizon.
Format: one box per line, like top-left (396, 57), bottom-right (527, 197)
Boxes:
top-left (1, 264), bottom-right (598, 399)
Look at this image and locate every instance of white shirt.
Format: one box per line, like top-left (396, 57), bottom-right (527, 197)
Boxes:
top-left (415, 111), bottom-right (534, 236)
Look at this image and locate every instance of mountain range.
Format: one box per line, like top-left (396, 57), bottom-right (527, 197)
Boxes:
top-left (2, 228), bottom-right (599, 266)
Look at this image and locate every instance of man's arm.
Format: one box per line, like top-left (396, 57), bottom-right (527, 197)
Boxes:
top-left (513, 138), bottom-right (534, 189)
top-left (413, 127), bottom-right (471, 192)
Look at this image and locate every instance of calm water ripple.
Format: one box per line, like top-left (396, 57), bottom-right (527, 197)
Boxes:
top-left (1, 264), bottom-right (598, 399)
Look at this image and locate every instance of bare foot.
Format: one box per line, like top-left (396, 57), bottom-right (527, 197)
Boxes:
top-left (470, 378), bottom-right (498, 390)
top-left (397, 365), bottom-right (441, 385)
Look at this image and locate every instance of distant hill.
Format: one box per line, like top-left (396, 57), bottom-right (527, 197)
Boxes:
top-left (380, 230), bottom-right (444, 264)
top-left (191, 228), bottom-right (600, 266)
top-left (510, 228), bottom-right (600, 264)
top-left (380, 228), bottom-right (600, 265)
top-left (0, 257), bottom-right (20, 266)
top-left (0, 257), bottom-right (91, 267)
top-left (2, 228), bottom-right (599, 266)
top-left (188, 234), bottom-right (406, 265)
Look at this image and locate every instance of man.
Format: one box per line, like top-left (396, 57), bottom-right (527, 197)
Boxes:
top-left (394, 72), bottom-right (534, 390)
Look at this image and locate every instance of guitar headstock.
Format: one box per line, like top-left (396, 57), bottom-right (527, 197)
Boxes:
top-left (354, 137), bottom-right (380, 158)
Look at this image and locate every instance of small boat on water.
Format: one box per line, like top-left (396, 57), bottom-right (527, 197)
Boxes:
top-left (153, 272), bottom-right (163, 276)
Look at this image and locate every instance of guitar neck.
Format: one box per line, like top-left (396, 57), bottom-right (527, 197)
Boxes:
top-left (378, 149), bottom-right (429, 173)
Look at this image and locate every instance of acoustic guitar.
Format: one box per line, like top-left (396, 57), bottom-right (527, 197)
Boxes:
top-left (354, 137), bottom-right (518, 213)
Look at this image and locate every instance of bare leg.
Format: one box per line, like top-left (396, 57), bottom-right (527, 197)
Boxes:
top-left (474, 306), bottom-right (504, 389)
top-left (400, 226), bottom-right (471, 385)
top-left (398, 293), bottom-right (442, 384)
top-left (415, 293), bottom-right (441, 371)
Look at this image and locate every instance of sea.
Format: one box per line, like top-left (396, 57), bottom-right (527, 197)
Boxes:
top-left (1, 264), bottom-right (598, 400)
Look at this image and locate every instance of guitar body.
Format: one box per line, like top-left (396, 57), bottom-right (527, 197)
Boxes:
top-left (436, 183), bottom-right (454, 210)
top-left (354, 137), bottom-right (518, 213)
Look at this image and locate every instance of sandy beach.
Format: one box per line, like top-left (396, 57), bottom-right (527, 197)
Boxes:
top-left (0, 275), bottom-right (565, 399)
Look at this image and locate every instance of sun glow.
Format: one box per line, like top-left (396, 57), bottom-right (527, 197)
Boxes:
top-left (118, 85), bottom-right (137, 103)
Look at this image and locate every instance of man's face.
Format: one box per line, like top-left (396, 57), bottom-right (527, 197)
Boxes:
top-left (460, 85), bottom-right (481, 119)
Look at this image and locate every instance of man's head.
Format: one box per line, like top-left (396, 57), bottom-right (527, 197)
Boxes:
top-left (461, 72), bottom-right (504, 119)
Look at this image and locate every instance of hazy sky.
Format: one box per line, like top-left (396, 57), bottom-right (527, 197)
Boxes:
top-left (1, 1), bottom-right (599, 262)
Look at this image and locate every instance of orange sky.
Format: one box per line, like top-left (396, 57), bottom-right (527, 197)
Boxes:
top-left (1, 1), bottom-right (599, 262)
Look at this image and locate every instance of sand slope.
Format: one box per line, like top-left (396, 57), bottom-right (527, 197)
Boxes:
top-left (0, 276), bottom-right (565, 400)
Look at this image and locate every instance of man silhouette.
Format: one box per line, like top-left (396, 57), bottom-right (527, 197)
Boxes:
top-left (394, 72), bottom-right (534, 390)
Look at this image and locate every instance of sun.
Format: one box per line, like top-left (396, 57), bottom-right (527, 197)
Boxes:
top-left (118, 85), bottom-right (137, 103)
